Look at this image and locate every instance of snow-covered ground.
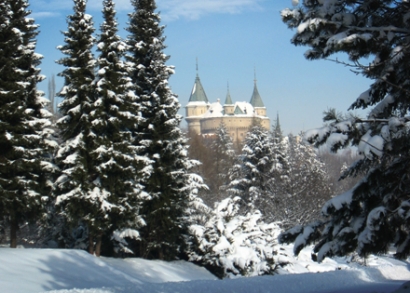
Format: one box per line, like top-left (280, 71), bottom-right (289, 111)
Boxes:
top-left (1, 246), bottom-right (410, 293)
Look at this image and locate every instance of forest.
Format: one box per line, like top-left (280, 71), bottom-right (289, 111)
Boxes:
top-left (1, 0), bottom-right (410, 280)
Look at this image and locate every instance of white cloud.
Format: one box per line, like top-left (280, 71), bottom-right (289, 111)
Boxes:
top-left (157, 0), bottom-right (264, 21)
top-left (31, 11), bottom-right (61, 19)
top-left (30, 0), bottom-right (72, 11)
top-left (87, 0), bottom-right (130, 11)
top-left (31, 0), bottom-right (264, 22)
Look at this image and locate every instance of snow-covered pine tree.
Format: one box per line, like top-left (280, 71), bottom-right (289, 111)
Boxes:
top-left (0, 0), bottom-right (54, 248)
top-left (126, 0), bottom-right (205, 260)
top-left (87, 0), bottom-right (152, 256)
top-left (280, 0), bottom-right (410, 261)
top-left (272, 113), bottom-right (283, 141)
top-left (54, 0), bottom-right (103, 255)
top-left (227, 126), bottom-right (274, 215)
top-left (270, 115), bottom-right (289, 174)
top-left (188, 197), bottom-right (280, 278)
top-left (281, 134), bottom-right (332, 227)
top-left (209, 123), bottom-right (236, 202)
top-left (268, 114), bottom-right (290, 215)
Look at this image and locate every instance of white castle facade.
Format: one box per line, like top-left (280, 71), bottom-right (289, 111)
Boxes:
top-left (185, 71), bottom-right (270, 143)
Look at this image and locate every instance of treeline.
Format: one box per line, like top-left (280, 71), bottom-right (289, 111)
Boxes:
top-left (186, 121), bottom-right (360, 229)
top-left (0, 0), bottom-right (207, 260)
top-left (278, 0), bottom-right (410, 262)
top-left (180, 121), bottom-right (362, 277)
top-left (1, 0), bottom-right (372, 279)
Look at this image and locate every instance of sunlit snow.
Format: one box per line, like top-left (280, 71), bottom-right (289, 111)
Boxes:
top-left (1, 247), bottom-right (409, 293)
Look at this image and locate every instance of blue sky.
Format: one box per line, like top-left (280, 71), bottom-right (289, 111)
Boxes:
top-left (30, 0), bottom-right (371, 135)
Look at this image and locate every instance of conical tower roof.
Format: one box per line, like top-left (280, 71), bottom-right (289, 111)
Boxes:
top-left (250, 79), bottom-right (265, 108)
top-left (224, 83), bottom-right (233, 105)
top-left (189, 60), bottom-right (208, 103)
top-left (189, 74), bottom-right (208, 103)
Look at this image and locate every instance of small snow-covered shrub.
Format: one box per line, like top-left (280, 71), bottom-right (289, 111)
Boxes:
top-left (188, 197), bottom-right (282, 278)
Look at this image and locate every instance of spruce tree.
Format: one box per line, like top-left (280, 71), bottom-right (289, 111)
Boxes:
top-left (280, 0), bottom-right (410, 260)
top-left (89, 0), bottom-right (149, 256)
top-left (209, 123), bottom-right (236, 202)
top-left (269, 114), bottom-right (290, 204)
top-left (188, 197), bottom-right (279, 278)
top-left (272, 113), bottom-right (283, 141)
top-left (54, 0), bottom-right (100, 254)
top-left (126, 0), bottom-right (204, 260)
top-left (276, 134), bottom-right (331, 228)
top-left (0, 0), bottom-right (54, 247)
top-left (227, 126), bottom-right (274, 214)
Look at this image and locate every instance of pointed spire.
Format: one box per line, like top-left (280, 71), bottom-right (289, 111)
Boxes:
top-left (224, 82), bottom-right (233, 105)
top-left (275, 113), bottom-right (281, 132)
top-left (273, 112), bottom-right (283, 139)
top-left (250, 69), bottom-right (265, 108)
top-left (189, 59), bottom-right (208, 103)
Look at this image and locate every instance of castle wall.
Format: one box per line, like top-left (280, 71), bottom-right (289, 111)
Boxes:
top-left (186, 117), bottom-right (202, 134)
top-left (185, 76), bottom-right (271, 143)
top-left (185, 104), bottom-right (209, 117)
top-left (254, 107), bottom-right (267, 117)
top-left (223, 105), bottom-right (235, 115)
top-left (200, 116), bottom-right (270, 143)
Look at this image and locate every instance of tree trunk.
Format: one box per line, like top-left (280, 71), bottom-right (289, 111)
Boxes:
top-left (10, 215), bottom-right (18, 248)
top-left (88, 234), bottom-right (94, 255)
top-left (94, 233), bottom-right (102, 257)
top-left (142, 241), bottom-right (151, 259)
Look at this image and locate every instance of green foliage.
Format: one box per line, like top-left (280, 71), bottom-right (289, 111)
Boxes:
top-left (227, 126), bottom-right (275, 214)
top-left (90, 0), bottom-right (147, 240)
top-left (0, 0), bottom-right (54, 246)
top-left (53, 0), bottom-right (152, 256)
top-left (54, 0), bottom-right (103, 253)
top-left (280, 0), bottom-right (410, 261)
top-left (125, 0), bottom-right (204, 260)
top-left (187, 197), bottom-right (279, 278)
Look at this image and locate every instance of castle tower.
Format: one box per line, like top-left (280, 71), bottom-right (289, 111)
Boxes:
top-left (223, 83), bottom-right (234, 115)
top-left (185, 61), bottom-right (209, 133)
top-left (185, 65), bottom-right (270, 140)
top-left (249, 75), bottom-right (267, 117)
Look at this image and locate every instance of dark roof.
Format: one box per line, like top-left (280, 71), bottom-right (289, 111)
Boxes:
top-left (234, 105), bottom-right (244, 114)
top-left (224, 86), bottom-right (233, 105)
top-left (189, 74), bottom-right (209, 103)
top-left (249, 81), bottom-right (265, 108)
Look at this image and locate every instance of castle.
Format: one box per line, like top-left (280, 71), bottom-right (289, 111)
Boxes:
top-left (185, 71), bottom-right (270, 143)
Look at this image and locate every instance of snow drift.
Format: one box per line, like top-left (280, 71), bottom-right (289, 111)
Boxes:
top-left (1, 247), bottom-right (410, 293)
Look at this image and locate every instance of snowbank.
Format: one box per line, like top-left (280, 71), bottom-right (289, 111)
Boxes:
top-left (0, 248), bottom-right (409, 293)
top-left (0, 248), bottom-right (214, 293)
